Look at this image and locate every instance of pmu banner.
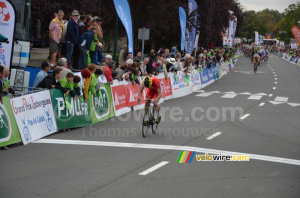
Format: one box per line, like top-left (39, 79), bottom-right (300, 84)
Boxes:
top-left (185, 0), bottom-right (197, 54)
top-left (291, 26), bottom-right (300, 45)
top-left (89, 83), bottom-right (115, 124)
top-left (113, 0), bottom-right (134, 57)
top-left (255, 31), bottom-right (259, 45)
top-left (0, 96), bottom-right (21, 147)
top-left (179, 7), bottom-right (186, 51)
top-left (10, 90), bottom-right (57, 145)
top-left (0, 0), bottom-right (16, 69)
top-left (50, 89), bottom-right (92, 130)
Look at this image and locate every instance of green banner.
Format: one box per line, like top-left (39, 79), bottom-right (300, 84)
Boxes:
top-left (89, 83), bottom-right (115, 124)
top-left (50, 89), bottom-right (92, 130)
top-left (0, 97), bottom-right (22, 147)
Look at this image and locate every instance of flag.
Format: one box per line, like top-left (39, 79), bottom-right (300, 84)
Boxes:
top-left (179, 7), bottom-right (186, 51)
top-left (113, 0), bottom-right (134, 57)
top-left (185, 0), bottom-right (197, 54)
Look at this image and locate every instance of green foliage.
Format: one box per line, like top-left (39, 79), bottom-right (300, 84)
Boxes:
top-left (239, 9), bottom-right (283, 39)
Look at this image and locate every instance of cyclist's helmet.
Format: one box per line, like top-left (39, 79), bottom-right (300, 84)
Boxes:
top-left (143, 76), bottom-right (153, 88)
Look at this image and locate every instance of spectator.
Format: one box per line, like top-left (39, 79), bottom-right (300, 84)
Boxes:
top-left (104, 61), bottom-right (115, 83)
top-left (84, 15), bottom-right (93, 31)
top-left (103, 55), bottom-right (112, 66)
top-left (78, 15), bottom-right (86, 36)
top-left (97, 65), bottom-right (108, 84)
top-left (112, 71), bottom-right (118, 80)
top-left (89, 64), bottom-right (98, 96)
top-left (65, 10), bottom-right (80, 69)
top-left (115, 63), bottom-right (127, 81)
top-left (126, 52), bottom-right (133, 61)
top-left (135, 51), bottom-right (142, 62)
top-left (80, 68), bottom-right (92, 101)
top-left (140, 57), bottom-right (149, 75)
top-left (73, 75), bottom-right (81, 98)
top-left (89, 24), bottom-right (102, 65)
top-left (33, 61), bottom-right (52, 87)
top-left (77, 25), bottom-right (98, 69)
top-left (164, 48), bottom-right (170, 58)
top-left (49, 10), bottom-right (64, 66)
top-left (94, 17), bottom-right (104, 64)
top-left (60, 72), bottom-right (75, 97)
top-left (37, 67), bottom-right (63, 90)
top-left (119, 44), bottom-right (127, 64)
top-left (129, 62), bottom-right (139, 84)
top-left (55, 58), bottom-right (72, 79)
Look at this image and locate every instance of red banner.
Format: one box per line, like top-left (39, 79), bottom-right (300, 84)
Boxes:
top-left (161, 78), bottom-right (173, 98)
top-left (291, 26), bottom-right (300, 45)
top-left (125, 84), bottom-right (141, 107)
top-left (112, 85), bottom-right (128, 110)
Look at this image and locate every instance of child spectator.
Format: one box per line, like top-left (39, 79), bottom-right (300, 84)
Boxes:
top-left (73, 75), bottom-right (81, 99)
top-left (60, 72), bottom-right (75, 98)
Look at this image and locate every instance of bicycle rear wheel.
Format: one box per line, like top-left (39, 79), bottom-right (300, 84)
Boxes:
top-left (151, 106), bottom-right (159, 134)
top-left (142, 105), bottom-right (151, 138)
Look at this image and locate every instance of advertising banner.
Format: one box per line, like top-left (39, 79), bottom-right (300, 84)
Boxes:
top-left (125, 84), bottom-right (140, 107)
top-left (111, 82), bottom-right (131, 117)
top-left (10, 90), bottom-right (57, 145)
top-left (0, 0), bottom-right (15, 69)
top-left (207, 67), bottom-right (214, 81)
top-left (0, 96), bottom-right (21, 147)
top-left (170, 71), bottom-right (192, 98)
top-left (50, 89), bottom-right (92, 130)
top-left (89, 83), bottom-right (115, 124)
top-left (200, 67), bottom-right (209, 84)
top-left (291, 26), bottom-right (300, 45)
top-left (161, 77), bottom-right (173, 99)
top-left (179, 7), bottom-right (186, 52)
top-left (213, 65), bottom-right (219, 80)
top-left (185, 0), bottom-right (197, 54)
top-left (113, 0), bottom-right (134, 56)
top-left (189, 70), bottom-right (202, 91)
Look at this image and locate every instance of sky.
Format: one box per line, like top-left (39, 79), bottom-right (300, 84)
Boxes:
top-left (238, 0), bottom-right (299, 13)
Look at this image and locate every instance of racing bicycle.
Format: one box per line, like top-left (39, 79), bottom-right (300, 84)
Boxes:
top-left (140, 99), bottom-right (160, 138)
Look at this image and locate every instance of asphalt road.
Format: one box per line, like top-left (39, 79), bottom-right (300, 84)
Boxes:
top-left (1, 54), bottom-right (300, 198)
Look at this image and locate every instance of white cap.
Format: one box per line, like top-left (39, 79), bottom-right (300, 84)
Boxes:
top-left (105, 55), bottom-right (112, 59)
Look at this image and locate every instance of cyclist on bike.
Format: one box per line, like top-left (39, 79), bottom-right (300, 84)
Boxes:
top-left (253, 54), bottom-right (260, 73)
top-left (138, 76), bottom-right (162, 122)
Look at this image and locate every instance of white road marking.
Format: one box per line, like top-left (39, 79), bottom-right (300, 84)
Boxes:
top-left (195, 93), bottom-right (214, 97)
top-left (288, 103), bottom-right (300, 107)
top-left (224, 91), bottom-right (236, 94)
top-left (269, 94), bottom-right (273, 97)
top-left (259, 102), bottom-right (265, 106)
top-left (275, 78), bottom-right (277, 80)
top-left (269, 101), bottom-right (285, 105)
top-left (222, 94), bottom-right (237, 98)
top-left (206, 132), bottom-right (222, 140)
top-left (139, 161), bottom-right (169, 176)
top-left (275, 96), bottom-right (288, 102)
top-left (239, 92), bottom-right (252, 95)
top-left (254, 93), bottom-right (268, 96)
top-left (240, 114), bottom-right (250, 120)
top-left (274, 75), bottom-right (277, 77)
top-left (248, 95), bottom-right (263, 100)
top-left (34, 139), bottom-right (300, 166)
top-left (273, 87), bottom-right (276, 90)
top-left (275, 82), bottom-right (277, 84)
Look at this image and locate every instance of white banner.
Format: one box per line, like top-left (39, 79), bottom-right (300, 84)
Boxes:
top-left (0, 0), bottom-right (15, 69)
top-left (170, 71), bottom-right (193, 98)
top-left (229, 20), bottom-right (234, 47)
top-left (255, 31), bottom-right (259, 45)
top-left (10, 90), bottom-right (57, 145)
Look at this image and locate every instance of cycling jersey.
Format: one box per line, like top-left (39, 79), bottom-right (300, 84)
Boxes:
top-left (143, 77), bottom-right (161, 99)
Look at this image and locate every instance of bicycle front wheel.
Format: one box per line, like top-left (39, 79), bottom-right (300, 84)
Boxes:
top-left (152, 106), bottom-right (159, 134)
top-left (142, 106), bottom-right (150, 138)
